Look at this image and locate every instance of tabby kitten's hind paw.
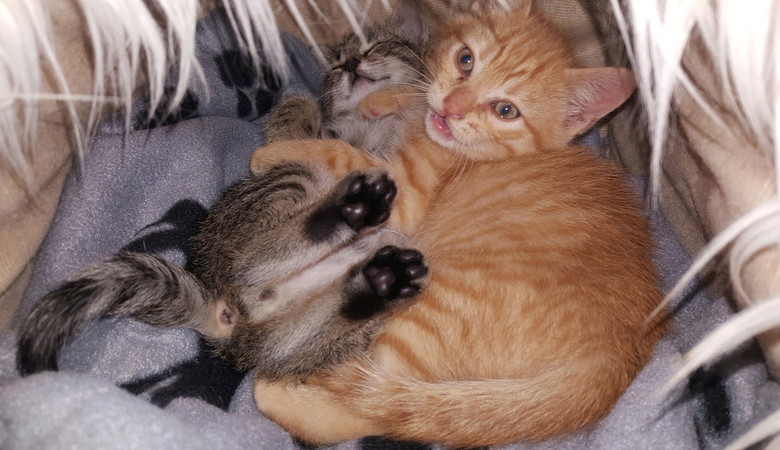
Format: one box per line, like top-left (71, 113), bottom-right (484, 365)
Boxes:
top-left (342, 245), bottom-right (428, 320)
top-left (338, 172), bottom-right (397, 231)
top-left (364, 246), bottom-right (427, 299)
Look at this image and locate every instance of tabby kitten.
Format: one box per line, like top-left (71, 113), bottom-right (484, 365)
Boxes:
top-left (264, 3), bottom-right (429, 159)
top-left (249, 1), bottom-right (663, 447)
top-left (17, 163), bottom-right (428, 380)
top-left (17, 5), bottom-right (432, 380)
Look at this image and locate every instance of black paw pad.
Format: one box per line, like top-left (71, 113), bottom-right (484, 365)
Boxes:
top-left (364, 246), bottom-right (427, 301)
top-left (339, 173), bottom-right (397, 231)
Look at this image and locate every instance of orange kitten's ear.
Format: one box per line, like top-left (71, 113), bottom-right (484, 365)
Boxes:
top-left (470, 0), bottom-right (532, 16)
top-left (562, 68), bottom-right (637, 138)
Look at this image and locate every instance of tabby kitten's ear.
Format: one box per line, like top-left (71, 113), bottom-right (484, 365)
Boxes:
top-left (562, 67), bottom-right (637, 139)
top-left (470, 0), bottom-right (532, 15)
top-left (394, 0), bottom-right (429, 43)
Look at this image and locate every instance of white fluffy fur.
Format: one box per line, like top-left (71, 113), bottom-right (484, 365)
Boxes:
top-left (0, 0), bottom-right (777, 446)
top-left (1, 0), bottom-right (80, 184)
top-left (614, 0), bottom-right (779, 447)
top-left (0, 0), bottom-right (371, 189)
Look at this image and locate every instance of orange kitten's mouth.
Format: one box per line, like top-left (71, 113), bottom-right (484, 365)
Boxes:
top-left (428, 111), bottom-right (453, 141)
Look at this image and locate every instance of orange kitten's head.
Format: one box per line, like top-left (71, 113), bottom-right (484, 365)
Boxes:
top-left (424, 0), bottom-right (636, 160)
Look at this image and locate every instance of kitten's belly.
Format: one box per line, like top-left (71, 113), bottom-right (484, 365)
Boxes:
top-left (371, 154), bottom-right (660, 382)
top-left (371, 269), bottom-right (553, 380)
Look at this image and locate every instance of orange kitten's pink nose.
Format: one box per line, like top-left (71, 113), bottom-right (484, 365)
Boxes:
top-left (442, 97), bottom-right (465, 119)
top-left (442, 88), bottom-right (474, 119)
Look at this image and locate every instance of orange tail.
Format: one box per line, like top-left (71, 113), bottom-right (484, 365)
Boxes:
top-left (319, 358), bottom-right (628, 447)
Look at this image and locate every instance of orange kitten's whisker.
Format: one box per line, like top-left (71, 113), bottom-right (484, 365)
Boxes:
top-left (396, 43), bottom-right (438, 87)
top-left (396, 75), bottom-right (428, 88)
top-left (397, 42), bottom-right (432, 76)
top-left (388, 85), bottom-right (427, 96)
top-left (404, 66), bottom-right (432, 84)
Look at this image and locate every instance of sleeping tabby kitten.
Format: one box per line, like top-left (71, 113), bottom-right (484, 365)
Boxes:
top-left (249, 0), bottom-right (664, 446)
top-left (17, 163), bottom-right (428, 379)
top-left (16, 3), bottom-right (432, 380)
top-left (264, 2), bottom-right (429, 159)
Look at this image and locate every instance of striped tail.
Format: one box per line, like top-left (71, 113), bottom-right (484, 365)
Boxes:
top-left (317, 357), bottom-right (626, 447)
top-left (17, 251), bottom-right (212, 376)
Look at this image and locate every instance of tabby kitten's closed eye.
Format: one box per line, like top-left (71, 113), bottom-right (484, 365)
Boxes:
top-left (264, 4), bottom-right (429, 159)
top-left (250, 0), bottom-right (664, 447)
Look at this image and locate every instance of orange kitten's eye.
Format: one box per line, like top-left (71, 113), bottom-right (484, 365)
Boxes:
top-left (492, 101), bottom-right (520, 119)
top-left (456, 46), bottom-right (473, 76)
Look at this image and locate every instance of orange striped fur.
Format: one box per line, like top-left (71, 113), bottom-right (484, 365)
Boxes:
top-left (250, 2), bottom-right (662, 447)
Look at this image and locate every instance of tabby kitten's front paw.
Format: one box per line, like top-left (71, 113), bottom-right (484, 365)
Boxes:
top-left (338, 172), bottom-right (397, 231)
top-left (364, 246), bottom-right (427, 300)
top-left (264, 95), bottom-right (322, 143)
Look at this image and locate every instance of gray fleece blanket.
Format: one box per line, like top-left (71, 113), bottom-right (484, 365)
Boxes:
top-left (1, 10), bottom-right (779, 450)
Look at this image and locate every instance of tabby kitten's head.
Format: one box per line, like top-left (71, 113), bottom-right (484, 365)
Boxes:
top-left (320, 7), bottom-right (428, 118)
top-left (424, 0), bottom-right (636, 160)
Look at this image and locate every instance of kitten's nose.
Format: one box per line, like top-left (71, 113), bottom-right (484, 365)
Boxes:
top-left (442, 102), bottom-right (464, 119)
top-left (442, 88), bottom-right (474, 119)
top-left (343, 57), bottom-right (360, 73)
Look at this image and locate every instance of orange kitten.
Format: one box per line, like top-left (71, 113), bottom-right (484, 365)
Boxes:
top-left (249, 1), bottom-right (663, 446)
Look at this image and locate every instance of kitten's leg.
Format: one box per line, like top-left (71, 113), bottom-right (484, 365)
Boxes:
top-left (308, 170), bottom-right (428, 316)
top-left (250, 139), bottom-right (379, 180)
top-left (341, 245), bottom-right (427, 320)
top-left (264, 95), bottom-right (323, 143)
top-left (305, 170), bottom-right (397, 241)
top-left (255, 378), bottom-right (383, 445)
top-left (254, 179), bottom-right (427, 443)
top-left (358, 85), bottom-right (421, 118)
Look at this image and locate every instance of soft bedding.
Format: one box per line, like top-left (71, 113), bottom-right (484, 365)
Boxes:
top-left (0, 10), bottom-right (778, 450)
